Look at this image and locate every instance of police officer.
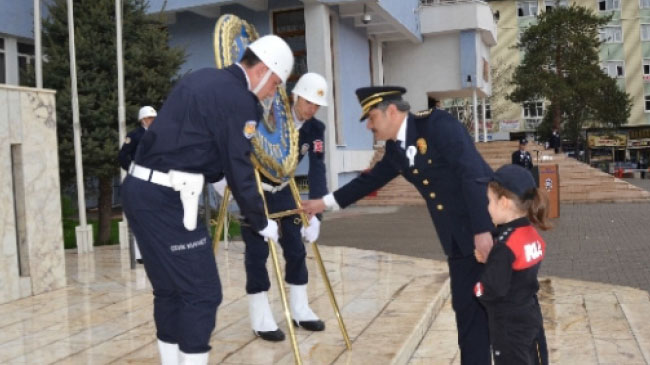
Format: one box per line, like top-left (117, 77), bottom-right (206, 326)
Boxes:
top-left (303, 86), bottom-right (494, 364)
top-left (232, 73), bottom-right (329, 341)
top-left (118, 106), bottom-right (157, 264)
top-left (121, 35), bottom-right (293, 365)
top-left (512, 138), bottom-right (534, 170)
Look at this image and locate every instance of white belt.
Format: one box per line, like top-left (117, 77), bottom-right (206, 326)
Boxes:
top-left (261, 180), bottom-right (289, 193)
top-left (128, 163), bottom-right (172, 188)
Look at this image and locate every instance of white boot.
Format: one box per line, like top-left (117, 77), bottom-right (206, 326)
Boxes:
top-left (289, 284), bottom-right (319, 321)
top-left (179, 351), bottom-right (208, 365)
top-left (248, 292), bottom-right (279, 332)
top-left (157, 340), bottom-right (180, 365)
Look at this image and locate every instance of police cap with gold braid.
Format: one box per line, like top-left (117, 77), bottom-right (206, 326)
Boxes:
top-left (355, 86), bottom-right (407, 121)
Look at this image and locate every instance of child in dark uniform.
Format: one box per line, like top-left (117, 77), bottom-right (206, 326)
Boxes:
top-left (475, 164), bottom-right (551, 365)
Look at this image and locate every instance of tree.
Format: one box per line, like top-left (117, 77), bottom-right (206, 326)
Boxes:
top-left (509, 3), bottom-right (631, 149)
top-left (42, 0), bottom-right (185, 245)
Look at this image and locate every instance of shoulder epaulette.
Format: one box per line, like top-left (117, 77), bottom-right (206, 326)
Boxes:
top-left (415, 108), bottom-right (433, 119)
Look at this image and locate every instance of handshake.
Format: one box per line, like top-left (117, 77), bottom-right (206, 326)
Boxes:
top-left (212, 178), bottom-right (321, 243)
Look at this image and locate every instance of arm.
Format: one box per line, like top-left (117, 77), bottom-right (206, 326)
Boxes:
top-left (474, 243), bottom-right (515, 303)
top-left (511, 151), bottom-right (517, 165)
top-left (215, 99), bottom-right (267, 232)
top-left (118, 130), bottom-right (139, 171)
top-left (307, 121), bottom-right (328, 199)
top-left (302, 154), bottom-right (399, 216)
top-left (431, 114), bottom-right (493, 235)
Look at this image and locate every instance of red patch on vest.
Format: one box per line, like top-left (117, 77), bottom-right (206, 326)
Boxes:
top-left (506, 226), bottom-right (546, 270)
top-left (474, 282), bottom-right (484, 297)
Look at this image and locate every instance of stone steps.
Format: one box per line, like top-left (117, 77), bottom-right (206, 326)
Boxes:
top-left (359, 141), bottom-right (650, 206)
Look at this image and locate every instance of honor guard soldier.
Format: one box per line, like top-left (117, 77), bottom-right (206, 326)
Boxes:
top-left (118, 106), bottom-right (157, 263)
top-left (512, 138), bottom-right (534, 170)
top-left (121, 35), bottom-right (293, 365)
top-left (303, 86), bottom-right (495, 364)
top-left (214, 73), bottom-right (329, 341)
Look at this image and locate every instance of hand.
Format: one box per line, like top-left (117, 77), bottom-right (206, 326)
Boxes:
top-left (474, 232), bottom-right (493, 262)
top-left (301, 199), bottom-right (326, 216)
top-left (474, 249), bottom-right (486, 263)
top-left (258, 219), bottom-right (279, 242)
top-left (300, 216), bottom-right (321, 243)
top-left (212, 178), bottom-right (232, 201)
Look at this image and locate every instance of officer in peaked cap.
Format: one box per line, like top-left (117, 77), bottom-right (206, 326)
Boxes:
top-left (303, 85), bottom-right (495, 365)
top-left (214, 72), bottom-right (329, 342)
top-left (121, 35), bottom-right (293, 365)
top-left (512, 138), bottom-right (534, 170)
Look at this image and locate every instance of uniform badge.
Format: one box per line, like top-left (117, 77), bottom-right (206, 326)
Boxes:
top-left (313, 139), bottom-right (324, 153)
top-left (416, 138), bottom-right (427, 154)
top-left (243, 120), bottom-right (257, 139)
top-left (301, 143), bottom-right (310, 155)
top-left (124, 137), bottom-right (131, 144)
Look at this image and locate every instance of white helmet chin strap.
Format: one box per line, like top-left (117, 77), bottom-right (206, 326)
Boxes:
top-left (252, 69), bottom-right (273, 95)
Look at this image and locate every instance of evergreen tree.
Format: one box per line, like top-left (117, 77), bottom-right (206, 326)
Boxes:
top-left (509, 4), bottom-right (631, 149)
top-left (42, 0), bottom-right (185, 245)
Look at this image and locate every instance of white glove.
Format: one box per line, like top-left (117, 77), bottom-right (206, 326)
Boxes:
top-left (300, 216), bottom-right (321, 243)
top-left (258, 219), bottom-right (279, 242)
top-left (212, 177), bottom-right (232, 201)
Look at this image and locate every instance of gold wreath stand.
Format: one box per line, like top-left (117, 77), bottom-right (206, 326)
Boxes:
top-left (211, 173), bottom-right (352, 365)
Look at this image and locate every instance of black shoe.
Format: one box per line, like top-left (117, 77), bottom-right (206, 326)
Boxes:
top-left (253, 329), bottom-right (285, 342)
top-left (292, 319), bottom-right (325, 331)
top-left (136, 259), bottom-right (144, 264)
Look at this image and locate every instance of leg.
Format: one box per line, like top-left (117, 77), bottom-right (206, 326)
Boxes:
top-left (447, 248), bottom-right (491, 365)
top-left (123, 177), bottom-right (221, 358)
top-left (278, 216), bottom-right (324, 330)
top-left (241, 223), bottom-right (284, 340)
top-left (242, 224), bottom-right (272, 294)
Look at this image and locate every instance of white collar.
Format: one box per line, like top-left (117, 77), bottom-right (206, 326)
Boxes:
top-left (292, 106), bottom-right (306, 130)
top-left (396, 115), bottom-right (408, 148)
top-left (235, 63), bottom-right (251, 91)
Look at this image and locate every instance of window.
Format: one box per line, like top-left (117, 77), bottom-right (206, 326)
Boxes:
top-left (545, 0), bottom-right (568, 11)
top-left (644, 60), bottom-right (650, 81)
top-left (599, 0), bottom-right (620, 11)
top-left (600, 26), bottom-right (623, 43)
top-left (642, 0), bottom-right (650, 9)
top-left (273, 9), bottom-right (306, 92)
top-left (642, 24), bottom-right (650, 41)
top-left (0, 38), bottom-right (5, 84)
top-left (517, 1), bottom-right (538, 17)
top-left (483, 103), bottom-right (492, 120)
top-left (602, 61), bottom-right (625, 78)
top-left (645, 95), bottom-right (650, 112)
top-left (523, 100), bottom-right (544, 129)
top-left (17, 42), bottom-right (35, 87)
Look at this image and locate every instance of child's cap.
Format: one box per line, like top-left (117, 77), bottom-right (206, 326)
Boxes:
top-left (519, 138), bottom-right (528, 145)
top-left (480, 164), bottom-right (537, 200)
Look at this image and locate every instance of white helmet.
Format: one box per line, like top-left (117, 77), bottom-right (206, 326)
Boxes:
top-left (138, 106), bottom-right (157, 121)
top-left (292, 72), bottom-right (328, 107)
top-left (248, 35), bottom-right (294, 84)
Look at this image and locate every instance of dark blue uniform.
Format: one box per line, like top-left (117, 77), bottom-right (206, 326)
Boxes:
top-left (333, 109), bottom-right (494, 364)
top-left (512, 150), bottom-right (534, 170)
top-left (121, 65), bottom-right (268, 354)
top-left (474, 218), bottom-right (548, 365)
top-left (118, 126), bottom-right (146, 171)
top-left (242, 117), bottom-right (327, 294)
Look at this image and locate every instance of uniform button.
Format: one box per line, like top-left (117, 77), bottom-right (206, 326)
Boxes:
top-left (428, 159), bottom-right (432, 164)
top-left (429, 192), bottom-right (436, 199)
top-left (437, 204), bottom-right (444, 211)
top-left (423, 179), bottom-right (429, 186)
top-left (413, 169), bottom-right (419, 174)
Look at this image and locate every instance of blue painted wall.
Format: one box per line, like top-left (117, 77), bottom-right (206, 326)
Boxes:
top-left (147, 0), bottom-right (231, 13)
top-left (377, 0), bottom-right (421, 41)
top-left (336, 17), bottom-right (372, 150)
top-left (0, 1), bottom-right (49, 39)
top-left (460, 30), bottom-right (477, 88)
